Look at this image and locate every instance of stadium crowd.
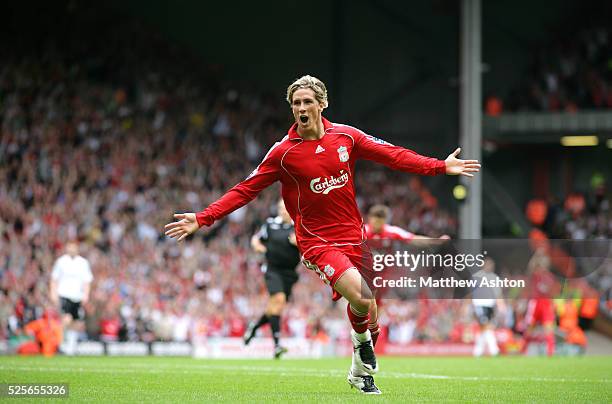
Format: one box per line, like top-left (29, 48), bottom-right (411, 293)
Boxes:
top-left (502, 25), bottom-right (612, 113)
top-left (526, 180), bottom-right (612, 319)
top-left (0, 6), bottom-right (457, 346)
top-left (1, 3), bottom-right (609, 353)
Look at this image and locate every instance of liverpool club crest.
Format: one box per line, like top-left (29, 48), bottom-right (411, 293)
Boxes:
top-left (337, 146), bottom-right (349, 162)
top-left (323, 264), bottom-right (335, 277)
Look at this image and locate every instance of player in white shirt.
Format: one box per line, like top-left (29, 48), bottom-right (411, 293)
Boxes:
top-left (471, 257), bottom-right (505, 356)
top-left (50, 241), bottom-right (93, 355)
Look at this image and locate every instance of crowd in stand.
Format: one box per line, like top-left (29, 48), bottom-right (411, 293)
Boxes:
top-left (2, 4), bottom-right (609, 350)
top-left (487, 24), bottom-right (612, 114)
top-left (0, 5), bottom-right (457, 345)
top-left (527, 178), bottom-right (612, 318)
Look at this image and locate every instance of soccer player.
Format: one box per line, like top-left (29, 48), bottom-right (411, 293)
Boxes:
top-left (23, 309), bottom-right (63, 357)
top-left (521, 248), bottom-right (558, 356)
top-left (365, 204), bottom-right (450, 342)
top-left (471, 257), bottom-right (505, 356)
top-left (164, 75), bottom-right (480, 394)
top-left (365, 204), bottom-right (450, 246)
top-left (49, 241), bottom-right (93, 355)
top-left (244, 199), bottom-right (301, 359)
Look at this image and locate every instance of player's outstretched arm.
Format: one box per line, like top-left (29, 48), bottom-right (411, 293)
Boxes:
top-left (412, 234), bottom-right (450, 240)
top-left (352, 129), bottom-right (478, 177)
top-left (410, 234), bottom-right (450, 246)
top-left (165, 142), bottom-right (284, 242)
top-left (164, 213), bottom-right (200, 242)
top-left (444, 148), bottom-right (481, 177)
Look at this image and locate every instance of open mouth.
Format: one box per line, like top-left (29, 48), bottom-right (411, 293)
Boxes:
top-left (300, 115), bottom-right (309, 124)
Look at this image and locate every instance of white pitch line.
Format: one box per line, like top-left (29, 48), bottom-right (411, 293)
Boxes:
top-left (1, 363), bottom-right (610, 384)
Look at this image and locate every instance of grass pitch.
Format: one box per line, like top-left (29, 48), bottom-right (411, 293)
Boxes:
top-left (1, 356), bottom-right (610, 402)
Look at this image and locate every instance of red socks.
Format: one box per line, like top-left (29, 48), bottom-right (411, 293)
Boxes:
top-left (347, 303), bottom-right (369, 334)
top-left (368, 309), bottom-right (380, 346)
top-left (369, 323), bottom-right (380, 346)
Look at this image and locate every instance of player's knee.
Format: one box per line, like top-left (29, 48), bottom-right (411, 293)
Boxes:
top-left (268, 293), bottom-right (286, 312)
top-left (351, 297), bottom-right (371, 314)
top-left (360, 281), bottom-right (375, 301)
top-left (272, 292), bottom-right (286, 304)
top-left (342, 289), bottom-right (371, 313)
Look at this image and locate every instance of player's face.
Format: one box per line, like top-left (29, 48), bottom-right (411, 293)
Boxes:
top-left (66, 242), bottom-right (79, 257)
top-left (291, 88), bottom-right (324, 131)
top-left (368, 216), bottom-right (386, 232)
top-left (483, 257), bottom-right (495, 272)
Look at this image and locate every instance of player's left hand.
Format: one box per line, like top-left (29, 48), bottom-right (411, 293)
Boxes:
top-left (164, 213), bottom-right (199, 242)
top-left (444, 147), bottom-right (480, 177)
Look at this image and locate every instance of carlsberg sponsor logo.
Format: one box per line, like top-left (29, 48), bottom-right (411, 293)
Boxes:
top-left (310, 170), bottom-right (349, 194)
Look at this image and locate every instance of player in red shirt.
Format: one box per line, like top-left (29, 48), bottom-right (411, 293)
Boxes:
top-left (365, 204), bottom-right (450, 246)
top-left (364, 204), bottom-right (450, 343)
top-left (164, 75), bottom-right (480, 394)
top-left (521, 248), bottom-right (559, 356)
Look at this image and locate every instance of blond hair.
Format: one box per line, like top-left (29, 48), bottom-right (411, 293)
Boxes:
top-left (286, 75), bottom-right (328, 108)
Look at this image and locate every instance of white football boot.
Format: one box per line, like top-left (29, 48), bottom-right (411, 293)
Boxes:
top-left (351, 329), bottom-right (378, 375)
top-left (347, 370), bottom-right (381, 394)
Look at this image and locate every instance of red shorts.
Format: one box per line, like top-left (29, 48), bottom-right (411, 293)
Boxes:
top-left (301, 243), bottom-right (374, 301)
top-left (525, 298), bottom-right (555, 326)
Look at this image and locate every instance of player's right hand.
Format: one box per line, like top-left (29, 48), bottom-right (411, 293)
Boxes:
top-left (164, 213), bottom-right (199, 242)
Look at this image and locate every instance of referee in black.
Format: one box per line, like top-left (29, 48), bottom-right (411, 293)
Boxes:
top-left (244, 199), bottom-right (300, 359)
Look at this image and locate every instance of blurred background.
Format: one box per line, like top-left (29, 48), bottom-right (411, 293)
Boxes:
top-left (1, 0), bottom-right (610, 356)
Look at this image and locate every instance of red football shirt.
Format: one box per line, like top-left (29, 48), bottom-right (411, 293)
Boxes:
top-left (196, 117), bottom-right (446, 256)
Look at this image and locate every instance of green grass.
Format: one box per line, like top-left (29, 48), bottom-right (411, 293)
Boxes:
top-left (1, 356), bottom-right (611, 403)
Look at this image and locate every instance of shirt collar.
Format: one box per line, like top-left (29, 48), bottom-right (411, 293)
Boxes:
top-left (287, 116), bottom-right (333, 140)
